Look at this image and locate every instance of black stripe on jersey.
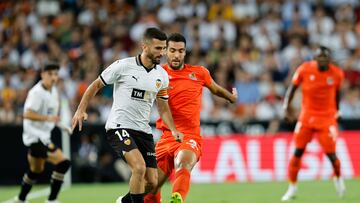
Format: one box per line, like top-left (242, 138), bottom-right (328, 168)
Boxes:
top-left (158, 96), bottom-right (169, 100)
top-left (137, 55), bottom-right (156, 73)
top-left (99, 75), bottom-right (108, 86)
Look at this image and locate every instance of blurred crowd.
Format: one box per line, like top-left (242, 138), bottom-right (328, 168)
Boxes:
top-left (1, 0), bottom-right (360, 127)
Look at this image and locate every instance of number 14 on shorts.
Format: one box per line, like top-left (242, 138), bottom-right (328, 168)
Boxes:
top-left (115, 129), bottom-right (130, 141)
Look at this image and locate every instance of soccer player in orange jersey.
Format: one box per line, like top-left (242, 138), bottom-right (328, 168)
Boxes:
top-left (144, 33), bottom-right (237, 203)
top-left (281, 46), bottom-right (345, 201)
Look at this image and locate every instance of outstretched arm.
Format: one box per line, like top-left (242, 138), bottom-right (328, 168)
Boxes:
top-left (71, 78), bottom-right (104, 131)
top-left (156, 99), bottom-right (184, 142)
top-left (207, 81), bottom-right (237, 103)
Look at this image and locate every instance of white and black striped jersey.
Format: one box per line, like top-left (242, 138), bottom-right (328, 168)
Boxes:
top-left (100, 55), bottom-right (169, 134)
top-left (23, 81), bottom-right (60, 146)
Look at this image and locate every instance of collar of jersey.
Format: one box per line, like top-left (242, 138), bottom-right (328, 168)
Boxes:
top-left (136, 55), bottom-right (156, 73)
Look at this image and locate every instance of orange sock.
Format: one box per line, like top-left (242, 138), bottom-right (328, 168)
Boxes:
top-left (288, 156), bottom-right (301, 183)
top-left (144, 192), bottom-right (161, 203)
top-left (332, 158), bottom-right (341, 177)
top-left (172, 168), bottom-right (191, 201)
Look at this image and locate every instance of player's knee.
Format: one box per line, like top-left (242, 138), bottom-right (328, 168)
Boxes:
top-left (294, 148), bottom-right (305, 158)
top-left (176, 161), bottom-right (194, 171)
top-left (55, 159), bottom-right (71, 173)
top-left (131, 163), bottom-right (146, 178)
top-left (326, 153), bottom-right (338, 162)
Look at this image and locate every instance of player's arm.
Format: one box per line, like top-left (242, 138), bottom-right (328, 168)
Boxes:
top-left (207, 81), bottom-right (237, 103)
top-left (23, 109), bottom-right (59, 122)
top-left (156, 95), bottom-right (184, 142)
top-left (72, 78), bottom-right (104, 131)
top-left (283, 84), bottom-right (298, 122)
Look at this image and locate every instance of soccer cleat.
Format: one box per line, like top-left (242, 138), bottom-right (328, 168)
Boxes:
top-left (13, 197), bottom-right (29, 203)
top-left (333, 176), bottom-right (346, 198)
top-left (281, 184), bottom-right (297, 201)
top-left (45, 200), bottom-right (61, 203)
top-left (170, 192), bottom-right (183, 203)
top-left (115, 196), bottom-right (123, 203)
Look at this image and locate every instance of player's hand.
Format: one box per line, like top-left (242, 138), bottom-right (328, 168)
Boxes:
top-left (47, 115), bottom-right (60, 123)
top-left (284, 107), bottom-right (296, 123)
top-left (172, 130), bottom-right (184, 143)
top-left (71, 110), bottom-right (88, 131)
top-left (229, 87), bottom-right (238, 103)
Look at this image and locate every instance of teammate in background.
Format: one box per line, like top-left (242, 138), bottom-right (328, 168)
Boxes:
top-left (144, 33), bottom-right (237, 203)
top-left (72, 28), bottom-right (183, 203)
top-left (15, 64), bottom-right (71, 203)
top-left (281, 46), bottom-right (346, 201)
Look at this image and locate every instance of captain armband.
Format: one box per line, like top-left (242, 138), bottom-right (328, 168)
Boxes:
top-left (157, 89), bottom-right (169, 100)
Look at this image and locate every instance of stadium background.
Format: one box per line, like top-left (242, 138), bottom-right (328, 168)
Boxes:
top-left (1, 0), bottom-right (360, 202)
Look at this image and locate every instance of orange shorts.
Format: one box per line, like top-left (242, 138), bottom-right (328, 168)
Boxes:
top-left (293, 121), bottom-right (339, 153)
top-left (155, 131), bottom-right (202, 176)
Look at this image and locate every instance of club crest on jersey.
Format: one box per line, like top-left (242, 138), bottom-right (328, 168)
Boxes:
top-left (327, 77), bottom-right (334, 85)
top-left (309, 74), bottom-right (315, 81)
top-left (155, 79), bottom-right (162, 89)
top-left (189, 72), bottom-right (197, 80)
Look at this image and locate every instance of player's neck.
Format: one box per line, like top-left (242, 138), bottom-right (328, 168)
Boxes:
top-left (140, 54), bottom-right (155, 69)
top-left (41, 82), bottom-right (52, 91)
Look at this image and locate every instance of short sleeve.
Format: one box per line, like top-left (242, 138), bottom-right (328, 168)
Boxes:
top-left (202, 66), bottom-right (213, 87)
top-left (157, 71), bottom-right (170, 100)
top-left (24, 91), bottom-right (42, 113)
top-left (100, 60), bottom-right (124, 85)
top-left (292, 63), bottom-right (306, 85)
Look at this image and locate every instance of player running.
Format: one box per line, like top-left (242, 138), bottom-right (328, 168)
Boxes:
top-left (72, 28), bottom-right (183, 203)
top-left (144, 33), bottom-right (237, 203)
top-left (15, 63), bottom-right (71, 203)
top-left (281, 46), bottom-right (346, 201)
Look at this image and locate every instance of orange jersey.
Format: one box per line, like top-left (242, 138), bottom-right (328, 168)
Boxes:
top-left (156, 64), bottom-right (213, 138)
top-left (292, 61), bottom-right (344, 126)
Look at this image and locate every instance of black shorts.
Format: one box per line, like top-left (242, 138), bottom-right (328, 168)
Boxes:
top-left (28, 141), bottom-right (58, 158)
top-left (106, 128), bottom-right (157, 168)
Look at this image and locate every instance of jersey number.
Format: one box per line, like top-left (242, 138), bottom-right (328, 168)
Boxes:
top-left (115, 130), bottom-right (130, 141)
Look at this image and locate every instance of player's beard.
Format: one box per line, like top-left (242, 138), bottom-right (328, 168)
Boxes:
top-left (168, 59), bottom-right (184, 70)
top-left (148, 53), bottom-right (161, 65)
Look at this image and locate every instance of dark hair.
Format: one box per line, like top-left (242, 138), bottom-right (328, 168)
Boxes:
top-left (166, 33), bottom-right (186, 47)
top-left (42, 62), bottom-right (59, 72)
top-left (143, 27), bottom-right (167, 43)
top-left (315, 46), bottom-right (331, 57)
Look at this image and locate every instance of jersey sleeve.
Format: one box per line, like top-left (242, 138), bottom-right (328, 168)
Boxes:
top-left (291, 63), bottom-right (306, 86)
top-left (202, 66), bottom-right (213, 87)
top-left (157, 70), bottom-right (170, 100)
top-left (24, 91), bottom-right (42, 113)
top-left (100, 60), bottom-right (124, 85)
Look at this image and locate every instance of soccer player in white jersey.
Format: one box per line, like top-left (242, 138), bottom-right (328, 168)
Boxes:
top-left (15, 64), bottom-right (71, 203)
top-left (72, 27), bottom-right (184, 203)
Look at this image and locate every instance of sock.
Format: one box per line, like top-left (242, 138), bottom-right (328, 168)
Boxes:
top-left (331, 158), bottom-right (341, 177)
top-left (144, 192), bottom-right (161, 203)
top-left (48, 172), bottom-right (64, 200)
top-left (288, 156), bottom-right (301, 183)
top-left (19, 171), bottom-right (41, 201)
top-left (172, 168), bottom-right (191, 201)
top-left (121, 192), bottom-right (132, 203)
top-left (130, 193), bottom-right (144, 203)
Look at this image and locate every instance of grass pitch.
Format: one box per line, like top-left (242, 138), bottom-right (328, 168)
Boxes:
top-left (1, 179), bottom-right (359, 203)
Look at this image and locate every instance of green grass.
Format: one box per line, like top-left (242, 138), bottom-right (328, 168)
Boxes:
top-left (1, 179), bottom-right (359, 203)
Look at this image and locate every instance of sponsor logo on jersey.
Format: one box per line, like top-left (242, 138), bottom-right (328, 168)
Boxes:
top-left (189, 72), bottom-right (197, 80)
top-left (131, 88), bottom-right (145, 99)
top-left (132, 75), bottom-right (139, 82)
top-left (155, 79), bottom-right (162, 89)
top-left (310, 74), bottom-right (315, 81)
